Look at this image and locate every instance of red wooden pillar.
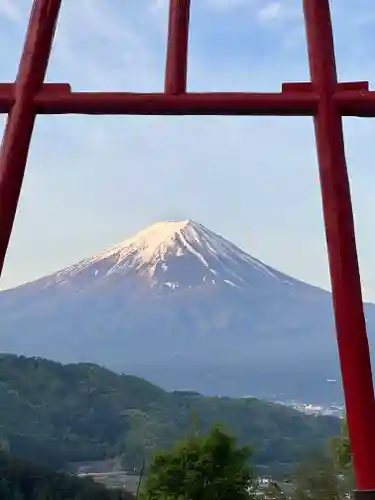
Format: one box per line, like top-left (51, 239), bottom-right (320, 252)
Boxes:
top-left (0, 0), bottom-right (61, 274)
top-left (165, 0), bottom-right (190, 94)
top-left (303, 0), bottom-right (375, 492)
top-left (0, 0), bottom-right (373, 493)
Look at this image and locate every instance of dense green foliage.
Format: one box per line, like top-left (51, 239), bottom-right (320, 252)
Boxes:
top-left (0, 450), bottom-right (134, 500)
top-left (289, 421), bottom-right (353, 500)
top-left (0, 354), bottom-right (340, 476)
top-left (291, 454), bottom-right (343, 500)
top-left (330, 419), bottom-right (352, 473)
top-left (140, 424), bottom-right (355, 500)
top-left (141, 426), bottom-right (256, 500)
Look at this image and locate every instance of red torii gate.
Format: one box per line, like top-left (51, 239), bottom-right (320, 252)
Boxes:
top-left (0, 0), bottom-right (374, 494)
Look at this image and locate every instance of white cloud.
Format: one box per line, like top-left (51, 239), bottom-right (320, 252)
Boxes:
top-left (0, 0), bottom-right (22, 21)
top-left (257, 1), bottom-right (282, 21)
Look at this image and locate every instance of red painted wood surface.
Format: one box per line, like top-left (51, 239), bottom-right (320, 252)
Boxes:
top-left (0, 0), bottom-right (374, 489)
top-left (2, 86), bottom-right (375, 116)
top-left (303, 0), bottom-right (375, 489)
top-left (0, 0), bottom-right (61, 274)
top-left (165, 0), bottom-right (190, 94)
top-left (33, 90), bottom-right (319, 115)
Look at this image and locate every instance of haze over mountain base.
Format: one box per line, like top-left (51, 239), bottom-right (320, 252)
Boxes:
top-left (0, 353), bottom-right (341, 476)
top-left (0, 220), bottom-right (371, 406)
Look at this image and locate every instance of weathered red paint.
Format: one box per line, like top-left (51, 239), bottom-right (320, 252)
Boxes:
top-left (0, 0), bottom-right (374, 490)
top-left (0, 0), bottom-right (61, 274)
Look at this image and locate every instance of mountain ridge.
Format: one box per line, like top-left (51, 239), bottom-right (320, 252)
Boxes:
top-left (15, 220), bottom-right (304, 292)
top-left (0, 353), bottom-right (340, 476)
top-left (0, 219), bottom-right (372, 403)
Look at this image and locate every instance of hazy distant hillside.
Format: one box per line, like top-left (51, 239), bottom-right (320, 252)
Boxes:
top-left (0, 220), bottom-right (372, 402)
top-left (0, 354), bottom-right (340, 476)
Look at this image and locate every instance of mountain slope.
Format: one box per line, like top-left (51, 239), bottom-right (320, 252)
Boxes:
top-left (0, 220), bottom-right (372, 402)
top-left (0, 354), bottom-right (340, 476)
top-left (0, 449), bottom-right (133, 499)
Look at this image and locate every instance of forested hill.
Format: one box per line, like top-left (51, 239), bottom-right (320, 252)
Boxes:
top-left (0, 450), bottom-right (134, 499)
top-left (0, 354), bottom-right (340, 475)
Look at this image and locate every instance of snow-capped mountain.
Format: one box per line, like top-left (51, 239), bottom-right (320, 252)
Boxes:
top-left (0, 219), bottom-right (373, 403)
top-left (44, 220), bottom-right (297, 291)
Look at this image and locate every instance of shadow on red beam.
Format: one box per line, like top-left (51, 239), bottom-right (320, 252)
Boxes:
top-left (39, 83), bottom-right (72, 93)
top-left (0, 83), bottom-right (72, 113)
top-left (282, 81), bottom-right (369, 92)
top-left (33, 91), bottom-right (319, 116)
top-left (334, 90), bottom-right (375, 117)
top-left (0, 83), bottom-right (14, 111)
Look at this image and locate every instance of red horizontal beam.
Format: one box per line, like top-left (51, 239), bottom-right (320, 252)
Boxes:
top-left (0, 82), bottom-right (375, 116)
top-left (282, 81), bottom-right (369, 92)
top-left (0, 83), bottom-right (72, 112)
top-left (334, 90), bottom-right (375, 117)
top-left (35, 83), bottom-right (72, 93)
top-left (282, 82), bottom-right (313, 92)
top-left (336, 81), bottom-right (369, 91)
top-left (33, 91), bottom-right (319, 116)
top-left (0, 84), bottom-right (14, 111)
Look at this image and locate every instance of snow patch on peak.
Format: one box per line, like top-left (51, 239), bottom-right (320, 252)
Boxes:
top-left (53, 219), bottom-right (295, 290)
top-left (100, 219), bottom-right (198, 261)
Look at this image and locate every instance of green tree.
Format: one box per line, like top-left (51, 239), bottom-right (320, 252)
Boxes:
top-left (291, 421), bottom-right (354, 500)
top-left (330, 419), bottom-right (352, 472)
top-left (292, 454), bottom-right (341, 500)
top-left (0, 449), bottom-right (134, 500)
top-left (329, 418), bottom-right (354, 494)
top-left (140, 425), bottom-right (256, 500)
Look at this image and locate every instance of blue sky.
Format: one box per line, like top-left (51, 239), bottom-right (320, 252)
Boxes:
top-left (1, 0), bottom-right (375, 299)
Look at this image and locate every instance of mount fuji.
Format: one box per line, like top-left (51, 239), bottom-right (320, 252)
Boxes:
top-left (0, 220), bottom-right (374, 403)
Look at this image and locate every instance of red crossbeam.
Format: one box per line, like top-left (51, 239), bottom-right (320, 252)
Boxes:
top-left (1, 84), bottom-right (375, 116)
top-left (0, 0), bottom-right (375, 493)
top-left (1, 81), bottom-right (375, 116)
